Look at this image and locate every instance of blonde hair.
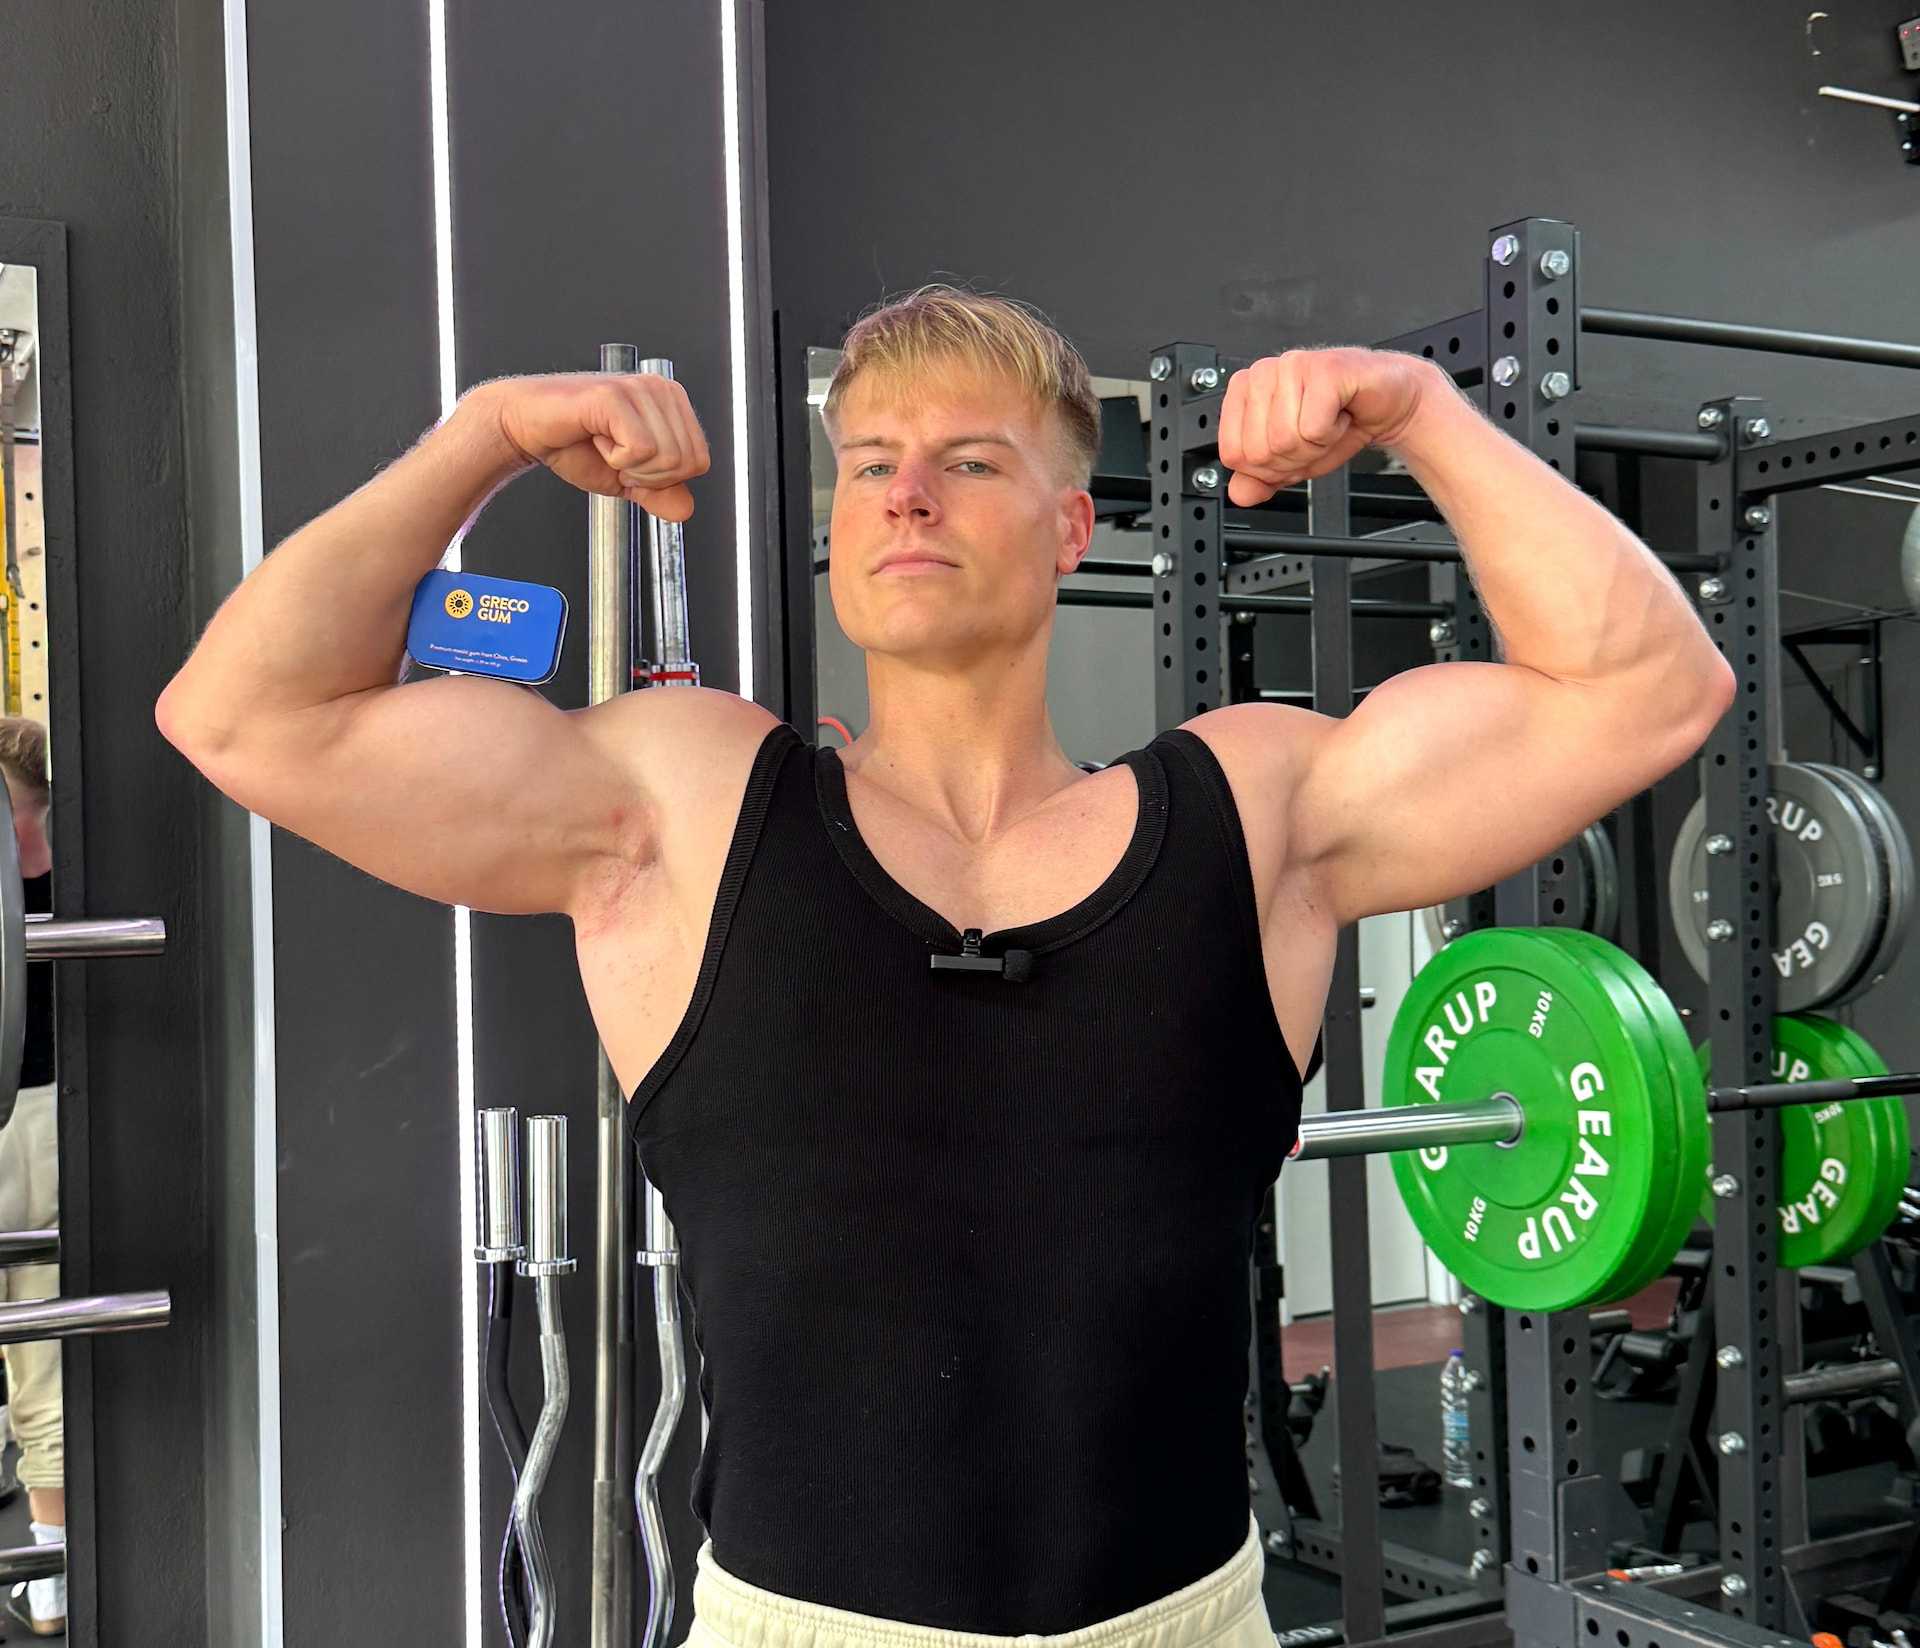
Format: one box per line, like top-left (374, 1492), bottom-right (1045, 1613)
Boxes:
top-left (0, 717), bottom-right (47, 813)
top-left (821, 284), bottom-right (1102, 490)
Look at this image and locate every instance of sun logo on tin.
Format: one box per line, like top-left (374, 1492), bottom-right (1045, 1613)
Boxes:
top-left (444, 588), bottom-right (474, 619)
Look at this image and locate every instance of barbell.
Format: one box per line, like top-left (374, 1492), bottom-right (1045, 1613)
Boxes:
top-left (1288, 926), bottom-right (1914, 1311)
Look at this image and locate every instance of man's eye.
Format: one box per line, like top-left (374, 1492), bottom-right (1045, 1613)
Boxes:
top-left (856, 461), bottom-right (994, 477)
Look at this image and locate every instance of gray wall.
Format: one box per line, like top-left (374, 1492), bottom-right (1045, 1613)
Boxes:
top-left (768, 0), bottom-right (1920, 1066)
top-left (446, 3), bottom-right (751, 1634)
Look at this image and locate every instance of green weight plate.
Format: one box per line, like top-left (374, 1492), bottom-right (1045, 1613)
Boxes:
top-left (1545, 929), bottom-right (1710, 1302)
top-left (1668, 763), bottom-right (1885, 1012)
top-left (1793, 1017), bottom-right (1909, 1251)
top-left (1786, 1016), bottom-right (1905, 1258)
top-left (1694, 1016), bottom-right (1905, 1266)
top-left (1386, 927), bottom-right (1676, 1311)
top-left (1695, 1017), bottom-right (1869, 1253)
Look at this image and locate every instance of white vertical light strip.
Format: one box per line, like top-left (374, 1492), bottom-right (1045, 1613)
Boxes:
top-left (424, 4), bottom-right (482, 1646)
top-left (720, 0), bottom-right (755, 702)
top-left (220, 1), bottom-right (284, 1641)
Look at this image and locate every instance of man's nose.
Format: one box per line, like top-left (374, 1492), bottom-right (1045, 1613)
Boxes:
top-left (884, 463), bottom-right (941, 518)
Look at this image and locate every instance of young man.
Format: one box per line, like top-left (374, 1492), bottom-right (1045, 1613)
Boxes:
top-left (158, 288), bottom-right (1732, 1648)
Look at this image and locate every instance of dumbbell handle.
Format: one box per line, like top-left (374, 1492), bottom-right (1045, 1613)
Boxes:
top-left (24, 915), bottom-right (166, 959)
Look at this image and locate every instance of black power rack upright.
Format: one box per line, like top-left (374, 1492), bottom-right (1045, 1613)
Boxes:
top-left (1133, 215), bottom-right (1920, 1648)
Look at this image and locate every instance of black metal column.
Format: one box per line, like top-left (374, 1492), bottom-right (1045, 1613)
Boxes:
top-left (1458, 1295), bottom-right (1509, 1589)
top-left (1700, 396), bottom-right (1789, 1632)
top-left (1149, 344), bottom-right (1229, 731)
top-left (1310, 464), bottom-right (1386, 1645)
top-left (1476, 215), bottom-right (1607, 1648)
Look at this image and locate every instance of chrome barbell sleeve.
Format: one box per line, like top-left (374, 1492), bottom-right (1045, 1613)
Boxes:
top-left (1290, 1095), bottom-right (1524, 1161)
top-left (476, 1108), bottom-right (523, 1262)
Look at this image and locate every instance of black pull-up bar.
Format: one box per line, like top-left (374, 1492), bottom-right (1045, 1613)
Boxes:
top-left (1223, 529), bottom-right (1721, 576)
top-left (1583, 307), bottom-right (1920, 371)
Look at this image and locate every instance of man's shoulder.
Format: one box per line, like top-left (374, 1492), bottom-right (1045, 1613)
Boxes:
top-left (580, 687), bottom-right (789, 833)
top-left (585, 684), bottom-right (785, 750)
top-left (1168, 703), bottom-right (1340, 910)
top-left (1171, 701), bottom-right (1333, 795)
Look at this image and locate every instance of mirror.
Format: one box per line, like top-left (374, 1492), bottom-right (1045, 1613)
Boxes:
top-left (0, 256), bottom-right (66, 1636)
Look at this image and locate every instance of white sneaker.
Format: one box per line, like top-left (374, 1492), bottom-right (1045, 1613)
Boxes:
top-left (9, 1575), bottom-right (64, 1636)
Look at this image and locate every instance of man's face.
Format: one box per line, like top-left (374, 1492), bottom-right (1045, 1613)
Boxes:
top-left (4, 780), bottom-right (49, 879)
top-left (826, 369), bottom-right (1086, 669)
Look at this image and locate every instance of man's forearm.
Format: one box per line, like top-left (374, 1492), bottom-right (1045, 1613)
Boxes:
top-left (1390, 367), bottom-right (1719, 693)
top-left (159, 385), bottom-right (532, 735)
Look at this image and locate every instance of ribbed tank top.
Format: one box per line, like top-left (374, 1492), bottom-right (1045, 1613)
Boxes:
top-left (628, 721), bottom-right (1303, 1634)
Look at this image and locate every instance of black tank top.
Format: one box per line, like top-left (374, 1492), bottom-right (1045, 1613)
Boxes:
top-left (628, 721), bottom-right (1303, 1633)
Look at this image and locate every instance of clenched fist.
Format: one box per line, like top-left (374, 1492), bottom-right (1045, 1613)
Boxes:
top-left (476, 372), bottom-right (711, 522)
top-left (1218, 348), bottom-right (1437, 509)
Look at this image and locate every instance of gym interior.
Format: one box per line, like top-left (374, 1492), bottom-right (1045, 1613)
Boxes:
top-left (4, 2), bottom-right (1920, 1643)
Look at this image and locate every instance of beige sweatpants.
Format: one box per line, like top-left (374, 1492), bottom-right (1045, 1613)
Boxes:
top-left (682, 1511), bottom-right (1278, 1648)
top-left (0, 1084), bottom-right (62, 1491)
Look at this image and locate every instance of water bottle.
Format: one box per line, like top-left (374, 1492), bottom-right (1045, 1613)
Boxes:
top-left (1440, 1348), bottom-right (1474, 1489)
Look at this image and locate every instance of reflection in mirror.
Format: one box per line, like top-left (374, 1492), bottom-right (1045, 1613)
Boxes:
top-left (0, 257), bottom-right (65, 1636)
top-left (803, 343), bottom-right (1158, 766)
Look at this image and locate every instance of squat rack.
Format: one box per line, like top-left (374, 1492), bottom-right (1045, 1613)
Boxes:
top-left (1143, 214), bottom-right (1920, 1648)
